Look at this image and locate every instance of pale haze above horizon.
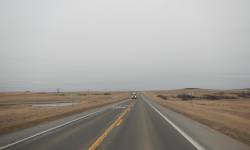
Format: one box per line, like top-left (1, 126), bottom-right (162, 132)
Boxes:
top-left (0, 0), bottom-right (250, 92)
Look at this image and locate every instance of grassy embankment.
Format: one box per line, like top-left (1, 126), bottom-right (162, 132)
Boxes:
top-left (145, 88), bottom-right (250, 145)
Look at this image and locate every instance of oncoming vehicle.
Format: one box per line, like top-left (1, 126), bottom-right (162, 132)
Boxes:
top-left (131, 92), bottom-right (137, 99)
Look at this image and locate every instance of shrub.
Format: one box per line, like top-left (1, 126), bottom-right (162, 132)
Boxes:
top-left (177, 94), bottom-right (195, 100)
top-left (104, 92), bottom-right (112, 95)
top-left (157, 95), bottom-right (168, 100)
top-left (202, 95), bottom-right (236, 100)
top-left (236, 92), bottom-right (250, 98)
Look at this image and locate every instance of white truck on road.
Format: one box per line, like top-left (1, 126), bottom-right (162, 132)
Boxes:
top-left (131, 92), bottom-right (137, 99)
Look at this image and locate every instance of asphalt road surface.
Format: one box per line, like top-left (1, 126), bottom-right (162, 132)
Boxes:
top-left (98, 96), bottom-right (197, 150)
top-left (1, 95), bottom-right (249, 150)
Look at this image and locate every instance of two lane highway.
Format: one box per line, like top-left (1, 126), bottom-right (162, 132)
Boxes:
top-left (1, 95), bottom-right (199, 150)
top-left (99, 95), bottom-right (197, 150)
top-left (1, 95), bottom-right (249, 150)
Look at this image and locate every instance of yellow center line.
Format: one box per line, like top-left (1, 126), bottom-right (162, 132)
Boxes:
top-left (88, 102), bottom-right (133, 150)
top-left (115, 119), bottom-right (123, 127)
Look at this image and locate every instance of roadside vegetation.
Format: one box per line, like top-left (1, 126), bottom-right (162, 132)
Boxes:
top-left (145, 89), bottom-right (250, 146)
top-left (0, 91), bottom-right (128, 134)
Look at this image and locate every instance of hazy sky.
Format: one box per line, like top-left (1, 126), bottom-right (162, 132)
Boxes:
top-left (0, 0), bottom-right (250, 91)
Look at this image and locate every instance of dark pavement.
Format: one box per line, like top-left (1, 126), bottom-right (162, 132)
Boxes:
top-left (99, 96), bottom-right (197, 150)
top-left (1, 94), bottom-right (250, 150)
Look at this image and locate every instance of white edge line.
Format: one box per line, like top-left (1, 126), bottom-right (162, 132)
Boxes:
top-left (0, 110), bottom-right (102, 150)
top-left (0, 99), bottom-right (130, 150)
top-left (144, 98), bottom-right (206, 150)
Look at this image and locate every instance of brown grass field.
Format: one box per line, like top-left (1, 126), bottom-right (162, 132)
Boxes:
top-left (0, 91), bottom-right (129, 134)
top-left (144, 88), bottom-right (250, 145)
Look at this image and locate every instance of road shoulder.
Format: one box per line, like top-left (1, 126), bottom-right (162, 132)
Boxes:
top-left (142, 95), bottom-right (250, 150)
top-left (0, 99), bottom-right (130, 149)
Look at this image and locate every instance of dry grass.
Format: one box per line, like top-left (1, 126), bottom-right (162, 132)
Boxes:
top-left (145, 89), bottom-right (250, 145)
top-left (0, 91), bottom-right (129, 134)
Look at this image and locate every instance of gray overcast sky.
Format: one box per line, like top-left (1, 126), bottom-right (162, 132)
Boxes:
top-left (0, 0), bottom-right (250, 91)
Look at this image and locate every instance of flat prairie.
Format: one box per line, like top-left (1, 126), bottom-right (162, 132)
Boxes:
top-left (145, 89), bottom-right (250, 145)
top-left (0, 91), bottom-right (128, 134)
